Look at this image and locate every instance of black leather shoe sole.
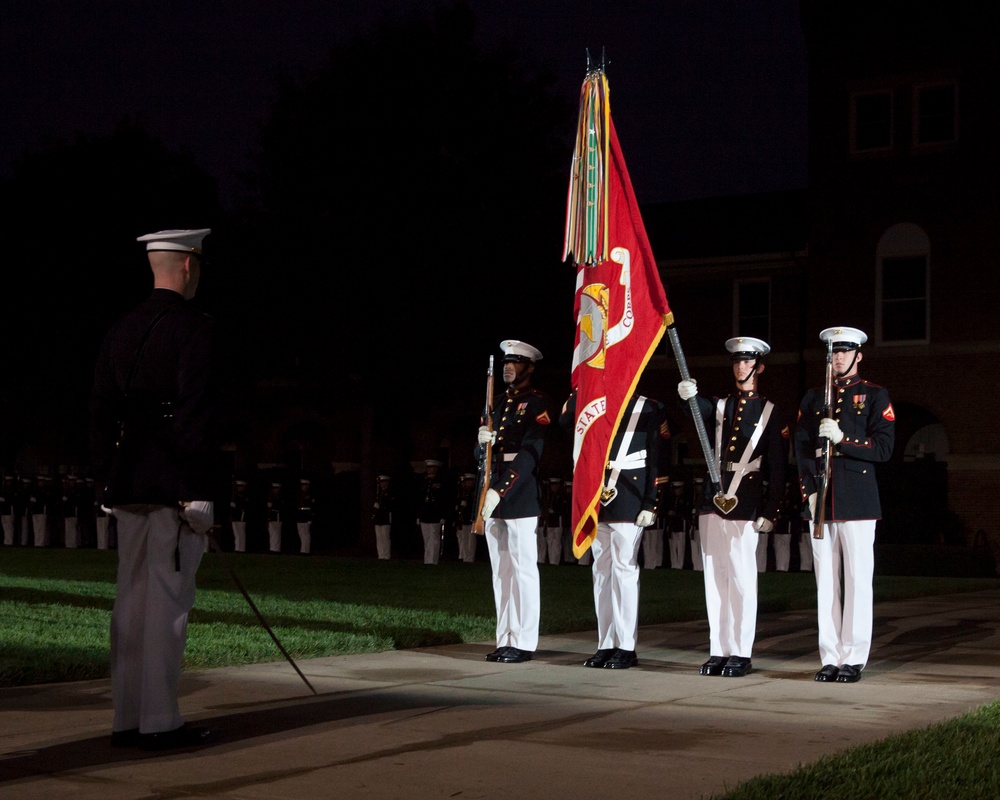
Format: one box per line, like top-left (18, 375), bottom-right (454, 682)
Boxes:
top-left (110, 728), bottom-right (141, 747)
top-left (139, 724), bottom-right (211, 751)
top-left (700, 656), bottom-right (726, 676)
top-left (814, 665), bottom-right (839, 682)
top-left (604, 650), bottom-right (638, 669)
top-left (584, 649), bottom-right (615, 668)
top-left (485, 647), bottom-right (509, 662)
top-left (497, 648), bottom-right (533, 664)
top-left (835, 664), bottom-right (863, 683)
top-left (721, 657), bottom-right (752, 677)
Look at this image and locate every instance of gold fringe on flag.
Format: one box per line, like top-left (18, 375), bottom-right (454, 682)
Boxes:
top-left (563, 68), bottom-right (610, 267)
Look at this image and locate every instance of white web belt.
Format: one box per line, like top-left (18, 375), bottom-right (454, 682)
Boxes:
top-left (601, 397), bottom-right (646, 505)
top-left (714, 398), bottom-right (773, 502)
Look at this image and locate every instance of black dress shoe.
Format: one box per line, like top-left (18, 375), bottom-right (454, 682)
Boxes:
top-left (583, 648), bottom-right (615, 668)
top-left (139, 724), bottom-right (211, 751)
top-left (485, 646), bottom-right (510, 662)
top-left (110, 728), bottom-right (141, 747)
top-left (814, 664), bottom-right (839, 682)
top-left (604, 649), bottom-right (638, 669)
top-left (835, 664), bottom-right (863, 683)
top-left (497, 647), bottom-right (533, 663)
top-left (699, 656), bottom-right (727, 676)
top-left (721, 656), bottom-right (752, 677)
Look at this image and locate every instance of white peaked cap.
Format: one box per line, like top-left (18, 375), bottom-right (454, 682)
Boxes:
top-left (725, 336), bottom-right (771, 358)
top-left (819, 326), bottom-right (868, 351)
top-left (137, 228), bottom-right (211, 254)
top-left (500, 340), bottom-right (543, 362)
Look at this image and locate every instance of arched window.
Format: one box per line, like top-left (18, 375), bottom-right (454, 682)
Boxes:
top-left (876, 223), bottom-right (929, 344)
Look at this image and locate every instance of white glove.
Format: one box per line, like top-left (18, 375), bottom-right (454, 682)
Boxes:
top-left (818, 417), bottom-right (844, 445)
top-left (753, 516), bottom-right (774, 533)
top-left (636, 510), bottom-right (657, 528)
top-left (481, 488), bottom-right (500, 519)
top-left (477, 425), bottom-right (497, 445)
top-left (677, 379), bottom-right (698, 401)
top-left (808, 493), bottom-right (817, 519)
top-left (181, 500), bottom-right (214, 534)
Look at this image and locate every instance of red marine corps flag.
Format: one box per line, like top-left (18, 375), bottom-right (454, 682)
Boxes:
top-left (563, 65), bottom-right (673, 558)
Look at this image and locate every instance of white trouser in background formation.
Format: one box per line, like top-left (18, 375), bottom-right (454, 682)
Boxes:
top-left (297, 521), bottom-right (311, 554)
top-left (690, 526), bottom-right (704, 571)
top-left (96, 516), bottom-right (110, 549)
top-left (1, 515), bottom-right (13, 545)
top-left (268, 521), bottom-right (281, 553)
top-left (485, 516), bottom-right (540, 652)
top-left (65, 516), bottom-right (79, 548)
top-left (642, 526), bottom-right (663, 569)
top-left (231, 520), bottom-right (246, 552)
top-left (700, 514), bottom-right (758, 658)
top-left (545, 525), bottom-right (562, 565)
top-left (375, 524), bottom-right (391, 559)
top-left (457, 524), bottom-right (476, 563)
top-left (810, 520), bottom-right (875, 669)
top-left (773, 533), bottom-right (791, 571)
top-left (590, 521), bottom-right (644, 651)
top-left (32, 513), bottom-right (48, 547)
top-left (799, 529), bottom-right (814, 571)
top-left (420, 522), bottom-right (441, 565)
top-left (111, 505), bottom-right (204, 735)
top-left (755, 532), bottom-right (768, 572)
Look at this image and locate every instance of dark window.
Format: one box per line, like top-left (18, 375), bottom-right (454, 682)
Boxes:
top-left (916, 83), bottom-right (956, 145)
top-left (880, 255), bottom-right (928, 342)
top-left (736, 281), bottom-right (770, 342)
top-left (852, 91), bottom-right (892, 152)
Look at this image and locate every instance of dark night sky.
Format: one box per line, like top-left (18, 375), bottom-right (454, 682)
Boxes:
top-left (1, 0), bottom-right (808, 207)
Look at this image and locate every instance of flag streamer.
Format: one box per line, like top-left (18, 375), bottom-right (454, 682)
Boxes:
top-left (563, 69), bottom-right (610, 266)
top-left (563, 66), bottom-right (674, 558)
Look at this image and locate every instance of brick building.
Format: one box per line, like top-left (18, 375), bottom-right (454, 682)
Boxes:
top-left (641, 3), bottom-right (999, 551)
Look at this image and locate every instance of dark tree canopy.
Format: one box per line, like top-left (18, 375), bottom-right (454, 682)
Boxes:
top-left (248, 2), bottom-right (577, 400)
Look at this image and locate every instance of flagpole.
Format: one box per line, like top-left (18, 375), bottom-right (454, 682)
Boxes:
top-left (665, 325), bottom-right (723, 495)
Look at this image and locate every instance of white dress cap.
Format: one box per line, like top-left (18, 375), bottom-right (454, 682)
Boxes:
top-left (500, 340), bottom-right (543, 362)
top-left (819, 326), bottom-right (868, 351)
top-left (136, 228), bottom-right (211, 254)
top-left (725, 336), bottom-right (771, 359)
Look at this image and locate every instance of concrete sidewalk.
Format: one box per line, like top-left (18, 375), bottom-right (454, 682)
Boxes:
top-left (4, 589), bottom-right (1000, 799)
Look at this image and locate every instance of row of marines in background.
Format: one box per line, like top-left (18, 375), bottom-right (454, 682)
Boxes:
top-left (2, 467), bottom-right (813, 574)
top-left (376, 466), bottom-right (816, 572)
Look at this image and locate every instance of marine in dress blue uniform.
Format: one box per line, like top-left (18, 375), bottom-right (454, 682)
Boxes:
top-left (90, 228), bottom-right (218, 749)
top-left (562, 392), bottom-right (670, 669)
top-left (679, 336), bottom-right (788, 677)
top-left (477, 340), bottom-right (553, 663)
top-left (794, 327), bottom-right (895, 684)
top-left (417, 459), bottom-right (446, 565)
top-left (373, 474), bottom-right (393, 560)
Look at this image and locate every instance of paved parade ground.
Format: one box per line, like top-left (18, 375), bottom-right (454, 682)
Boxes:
top-left (4, 589), bottom-right (1000, 799)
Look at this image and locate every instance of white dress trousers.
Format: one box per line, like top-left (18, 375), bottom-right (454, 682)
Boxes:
top-left (485, 516), bottom-right (540, 651)
top-left (231, 520), bottom-right (246, 552)
top-left (420, 522), bottom-right (441, 564)
top-left (590, 521), bottom-right (644, 651)
top-left (809, 519), bottom-right (875, 668)
top-left (111, 505), bottom-right (204, 734)
top-left (700, 513), bottom-right (758, 657)
top-left (375, 524), bottom-right (392, 559)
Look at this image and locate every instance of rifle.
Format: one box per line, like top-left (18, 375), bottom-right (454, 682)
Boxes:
top-left (472, 355), bottom-right (495, 535)
top-left (813, 337), bottom-right (835, 539)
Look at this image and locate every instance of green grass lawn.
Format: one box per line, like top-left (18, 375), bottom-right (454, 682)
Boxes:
top-left (4, 548), bottom-right (1000, 799)
top-left (2, 547), bottom-right (995, 687)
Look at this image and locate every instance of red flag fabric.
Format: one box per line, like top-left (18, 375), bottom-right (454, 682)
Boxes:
top-left (568, 116), bottom-right (674, 558)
